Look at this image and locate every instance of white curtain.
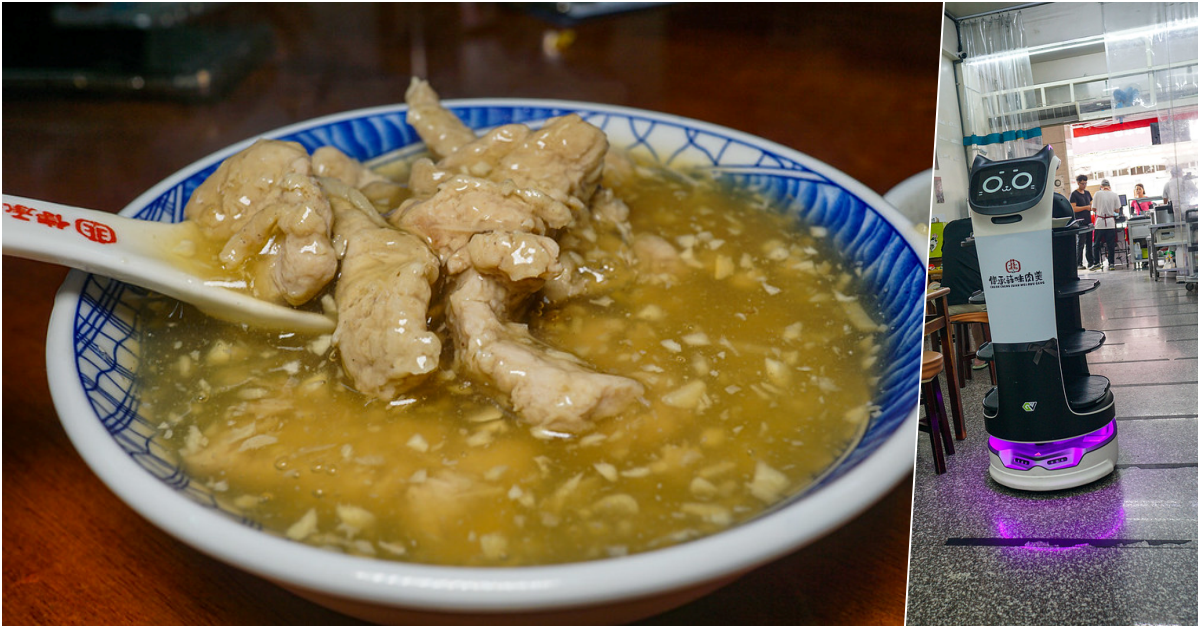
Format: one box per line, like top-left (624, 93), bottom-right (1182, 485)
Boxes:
top-left (958, 11), bottom-right (1045, 163)
top-left (1103, 1), bottom-right (1198, 208)
top-left (1103, 2), bottom-right (1198, 113)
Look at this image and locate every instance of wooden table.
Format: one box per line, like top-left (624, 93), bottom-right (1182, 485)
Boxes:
top-left (3, 4), bottom-right (936, 624)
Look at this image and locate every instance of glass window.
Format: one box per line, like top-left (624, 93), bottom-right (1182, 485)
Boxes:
top-left (1155, 65), bottom-right (1199, 101)
top-left (1045, 84), bottom-right (1072, 105)
top-left (1076, 78), bottom-right (1109, 101)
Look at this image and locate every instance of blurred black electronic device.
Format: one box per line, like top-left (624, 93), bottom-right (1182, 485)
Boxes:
top-left (3, 3), bottom-right (271, 101)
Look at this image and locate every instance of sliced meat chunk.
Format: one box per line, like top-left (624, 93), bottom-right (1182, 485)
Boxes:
top-left (184, 138), bottom-right (337, 306)
top-left (184, 138), bottom-right (340, 306)
top-left (312, 146), bottom-right (390, 188)
top-left (407, 157), bottom-right (453, 199)
top-left (496, 114), bottom-right (608, 210)
top-left (404, 79), bottom-right (605, 212)
top-left (540, 247), bottom-right (638, 304)
top-left (446, 270), bottom-right (644, 434)
top-left (446, 232), bottom-right (562, 282)
top-left (590, 187), bottom-right (634, 236)
top-left (541, 189), bottom-right (638, 303)
top-left (540, 253), bottom-right (590, 303)
top-left (436, 124), bottom-right (532, 178)
top-left (391, 175), bottom-right (571, 264)
top-left (405, 78), bottom-right (477, 160)
top-left (601, 147), bottom-right (638, 188)
top-left (216, 197), bottom-right (338, 306)
top-left (324, 180), bottom-right (442, 399)
top-left (312, 146), bottom-right (408, 211)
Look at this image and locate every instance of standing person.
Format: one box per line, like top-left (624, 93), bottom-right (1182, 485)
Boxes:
top-left (1071, 174), bottom-right (1095, 269)
top-left (1163, 166), bottom-right (1198, 209)
top-left (1092, 179), bottom-right (1121, 271)
top-left (1129, 183), bottom-right (1153, 215)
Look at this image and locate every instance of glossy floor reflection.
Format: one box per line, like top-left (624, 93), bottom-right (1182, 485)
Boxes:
top-left (907, 266), bottom-right (1198, 626)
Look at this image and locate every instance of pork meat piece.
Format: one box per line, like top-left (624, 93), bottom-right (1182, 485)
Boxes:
top-left (601, 147), bottom-right (638, 189)
top-left (404, 84), bottom-right (606, 212)
top-left (184, 138), bottom-right (337, 306)
top-left (446, 269), bottom-right (644, 434)
top-left (312, 146), bottom-right (391, 189)
top-left (407, 157), bottom-right (453, 199)
top-left (446, 231), bottom-right (563, 282)
top-left (401, 124), bottom-right (535, 207)
top-left (541, 189), bottom-right (638, 302)
top-left (324, 179), bottom-right (442, 399)
top-left (391, 175), bottom-right (572, 264)
top-left (405, 78), bottom-right (477, 160)
top-left (495, 114), bottom-right (608, 211)
top-left (436, 124), bottom-right (532, 178)
top-left (311, 145), bottom-right (409, 210)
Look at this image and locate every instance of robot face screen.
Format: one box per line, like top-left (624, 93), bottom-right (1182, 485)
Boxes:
top-left (972, 161), bottom-right (1047, 210)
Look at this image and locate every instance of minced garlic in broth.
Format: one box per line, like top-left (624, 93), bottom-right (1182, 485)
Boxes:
top-left (140, 164), bottom-right (883, 567)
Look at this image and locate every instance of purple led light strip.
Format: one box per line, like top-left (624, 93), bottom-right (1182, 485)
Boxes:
top-left (988, 420), bottom-right (1117, 471)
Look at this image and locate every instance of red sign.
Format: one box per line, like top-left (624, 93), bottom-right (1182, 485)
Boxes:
top-left (75, 219), bottom-right (118, 244)
top-left (1005, 259), bottom-right (1021, 273)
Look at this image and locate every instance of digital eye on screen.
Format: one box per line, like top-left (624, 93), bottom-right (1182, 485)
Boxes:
top-left (982, 170), bottom-right (1034, 193)
top-left (975, 164), bottom-right (1043, 204)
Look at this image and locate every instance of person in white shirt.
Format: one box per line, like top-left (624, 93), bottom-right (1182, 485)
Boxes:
top-left (1092, 179), bottom-right (1122, 270)
top-left (1163, 166), bottom-right (1198, 209)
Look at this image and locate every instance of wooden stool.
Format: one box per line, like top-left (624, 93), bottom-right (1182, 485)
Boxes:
top-left (920, 350), bottom-right (954, 474)
top-left (949, 310), bottom-right (996, 387)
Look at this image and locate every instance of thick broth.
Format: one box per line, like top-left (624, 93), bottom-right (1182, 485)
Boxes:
top-left (140, 166), bottom-right (882, 566)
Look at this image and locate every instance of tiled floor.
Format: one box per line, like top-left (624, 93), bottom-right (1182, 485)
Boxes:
top-left (906, 266), bottom-right (1198, 626)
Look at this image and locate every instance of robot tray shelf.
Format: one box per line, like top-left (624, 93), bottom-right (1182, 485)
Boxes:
top-left (975, 330), bottom-right (1105, 363)
top-left (1056, 279), bottom-right (1100, 299)
top-left (1059, 330), bottom-right (1105, 356)
top-left (983, 374), bottom-right (1111, 416)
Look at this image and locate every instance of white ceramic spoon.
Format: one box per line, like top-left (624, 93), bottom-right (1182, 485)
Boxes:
top-left (2, 194), bottom-right (336, 334)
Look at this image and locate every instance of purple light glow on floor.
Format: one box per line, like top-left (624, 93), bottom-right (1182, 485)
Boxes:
top-left (995, 507), bottom-right (1127, 552)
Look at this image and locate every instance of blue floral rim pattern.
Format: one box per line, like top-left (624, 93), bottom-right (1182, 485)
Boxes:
top-left (70, 103), bottom-right (923, 526)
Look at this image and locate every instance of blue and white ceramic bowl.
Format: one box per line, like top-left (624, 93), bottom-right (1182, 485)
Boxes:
top-left (47, 101), bottom-right (924, 623)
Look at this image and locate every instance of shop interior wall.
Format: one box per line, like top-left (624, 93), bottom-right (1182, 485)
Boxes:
top-left (939, 2), bottom-right (1185, 217)
top-left (1021, 2), bottom-right (1106, 47)
top-left (1031, 52), bottom-right (1108, 85)
top-left (1022, 2), bottom-right (1110, 174)
top-left (933, 13), bottom-right (971, 224)
top-left (934, 4), bottom-right (1100, 224)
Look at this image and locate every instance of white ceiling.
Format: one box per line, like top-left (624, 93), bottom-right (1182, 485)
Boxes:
top-left (944, 2), bottom-right (1043, 21)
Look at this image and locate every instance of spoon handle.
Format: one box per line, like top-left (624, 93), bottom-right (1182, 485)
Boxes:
top-left (2, 195), bottom-right (335, 334)
top-left (3, 194), bottom-right (188, 272)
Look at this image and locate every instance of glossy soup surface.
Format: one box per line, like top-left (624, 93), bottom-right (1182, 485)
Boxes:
top-left (140, 162), bottom-right (882, 566)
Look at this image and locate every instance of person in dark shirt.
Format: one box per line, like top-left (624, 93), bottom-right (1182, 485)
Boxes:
top-left (941, 217), bottom-right (982, 310)
top-left (1070, 174), bottom-right (1095, 269)
top-left (939, 217), bottom-right (987, 369)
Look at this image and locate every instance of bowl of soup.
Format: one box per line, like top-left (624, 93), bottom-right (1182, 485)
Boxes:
top-left (46, 92), bottom-right (924, 624)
